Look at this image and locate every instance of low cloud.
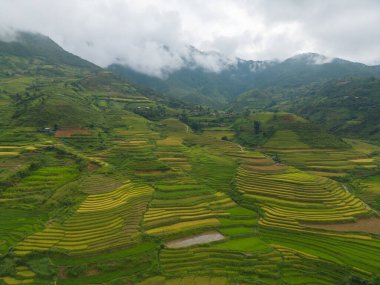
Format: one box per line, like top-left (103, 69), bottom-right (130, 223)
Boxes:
top-left (1, 0), bottom-right (380, 77)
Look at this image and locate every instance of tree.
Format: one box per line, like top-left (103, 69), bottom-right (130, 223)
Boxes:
top-left (254, 120), bottom-right (261, 134)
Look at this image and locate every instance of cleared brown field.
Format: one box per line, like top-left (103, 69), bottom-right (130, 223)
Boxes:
top-left (55, 128), bottom-right (91, 137)
top-left (304, 217), bottom-right (380, 235)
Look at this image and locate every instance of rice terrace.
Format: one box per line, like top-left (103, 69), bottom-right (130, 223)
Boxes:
top-left (1, 1), bottom-right (380, 284)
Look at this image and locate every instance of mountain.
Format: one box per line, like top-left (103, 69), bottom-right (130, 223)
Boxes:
top-left (108, 47), bottom-right (278, 106)
top-left (1, 31), bottom-right (380, 285)
top-left (109, 51), bottom-right (380, 106)
top-left (232, 76), bottom-right (380, 143)
top-left (252, 53), bottom-right (380, 88)
top-left (0, 31), bottom-right (97, 72)
top-left (0, 32), bottom-right (157, 129)
top-left (286, 77), bottom-right (380, 142)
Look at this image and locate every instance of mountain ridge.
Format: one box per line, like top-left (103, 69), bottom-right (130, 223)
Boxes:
top-left (109, 49), bottom-right (380, 105)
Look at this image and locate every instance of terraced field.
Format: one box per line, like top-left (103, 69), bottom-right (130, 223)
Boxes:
top-left (138, 276), bottom-right (228, 285)
top-left (0, 149), bottom-right (30, 183)
top-left (1, 265), bottom-right (36, 285)
top-left (264, 130), bottom-right (308, 149)
top-left (0, 148), bottom-right (80, 206)
top-left (144, 179), bottom-right (234, 236)
top-left (274, 149), bottom-right (378, 176)
top-left (236, 155), bottom-right (371, 230)
top-left (355, 175), bottom-right (380, 212)
top-left (15, 181), bottom-right (153, 255)
top-left (1, 115), bottom-right (380, 285)
top-left (144, 141), bottom-right (236, 237)
top-left (158, 241), bottom-right (356, 285)
top-left (202, 127), bottom-right (234, 140)
top-left (261, 227), bottom-right (380, 274)
top-left (3, 33), bottom-right (380, 284)
top-left (0, 207), bottom-right (46, 255)
top-left (160, 246), bottom-right (281, 282)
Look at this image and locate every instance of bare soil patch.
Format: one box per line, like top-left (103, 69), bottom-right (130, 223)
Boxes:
top-left (58, 267), bottom-right (67, 279)
top-left (135, 170), bottom-right (169, 175)
top-left (281, 114), bottom-right (296, 122)
top-left (243, 164), bottom-right (285, 173)
top-left (166, 231), bottom-right (225, 248)
top-left (87, 162), bottom-right (98, 172)
top-left (55, 128), bottom-right (91, 138)
top-left (304, 216), bottom-right (380, 235)
top-left (83, 268), bottom-right (101, 276)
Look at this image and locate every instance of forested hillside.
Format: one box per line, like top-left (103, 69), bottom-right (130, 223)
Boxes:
top-left (0, 32), bottom-right (380, 285)
top-left (234, 77), bottom-right (380, 142)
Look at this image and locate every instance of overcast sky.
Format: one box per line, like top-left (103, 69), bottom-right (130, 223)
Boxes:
top-left (1, 0), bottom-right (380, 77)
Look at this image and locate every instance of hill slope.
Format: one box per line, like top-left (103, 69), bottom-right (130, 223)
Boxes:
top-left (0, 32), bottom-right (157, 129)
top-left (0, 32), bottom-right (380, 285)
top-left (234, 77), bottom-right (380, 143)
top-left (109, 51), bottom-right (380, 106)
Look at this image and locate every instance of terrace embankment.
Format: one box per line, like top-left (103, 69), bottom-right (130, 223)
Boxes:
top-left (165, 231), bottom-right (225, 248)
top-left (304, 216), bottom-right (380, 235)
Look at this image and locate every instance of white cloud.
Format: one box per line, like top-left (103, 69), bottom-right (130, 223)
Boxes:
top-left (1, 0), bottom-right (380, 77)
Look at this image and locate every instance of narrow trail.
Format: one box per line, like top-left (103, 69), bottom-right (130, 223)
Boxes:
top-left (342, 183), bottom-right (379, 215)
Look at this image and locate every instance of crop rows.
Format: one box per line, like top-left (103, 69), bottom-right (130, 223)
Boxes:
top-left (105, 136), bottom-right (169, 176)
top-left (15, 181), bottom-right (153, 255)
top-left (261, 227), bottom-right (380, 273)
top-left (156, 144), bottom-right (191, 173)
top-left (185, 133), bottom-right (242, 156)
top-left (0, 158), bottom-right (79, 206)
top-left (144, 147), bottom-right (236, 236)
top-left (79, 174), bottom-right (124, 194)
top-left (264, 130), bottom-right (309, 149)
top-left (236, 155), bottom-right (371, 230)
top-left (141, 134), bottom-right (239, 237)
top-left (160, 247), bottom-right (282, 284)
top-left (270, 149), bottom-right (379, 176)
top-left (1, 265), bottom-right (36, 285)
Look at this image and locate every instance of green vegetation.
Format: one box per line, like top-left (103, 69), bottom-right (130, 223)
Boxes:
top-left (233, 112), bottom-right (348, 148)
top-left (1, 32), bottom-right (380, 285)
top-left (234, 78), bottom-right (380, 143)
top-left (264, 130), bottom-right (308, 148)
top-left (214, 236), bottom-right (272, 252)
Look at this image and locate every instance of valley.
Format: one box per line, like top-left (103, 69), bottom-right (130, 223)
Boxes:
top-left (0, 32), bottom-right (379, 285)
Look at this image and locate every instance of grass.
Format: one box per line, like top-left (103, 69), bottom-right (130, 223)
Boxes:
top-left (219, 226), bottom-right (255, 236)
top-left (214, 236), bottom-right (272, 253)
top-left (145, 219), bottom-right (220, 236)
top-left (261, 227), bottom-right (380, 273)
top-left (0, 207), bottom-right (47, 254)
top-left (264, 130), bottom-right (309, 149)
top-left (355, 175), bottom-right (380, 211)
top-left (265, 148), bottom-right (379, 176)
top-left (1, 112), bottom-right (379, 284)
top-left (344, 138), bottom-right (380, 154)
top-left (2, 39), bottom-right (380, 283)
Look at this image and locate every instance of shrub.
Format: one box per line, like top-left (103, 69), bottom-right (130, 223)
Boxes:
top-left (27, 258), bottom-right (56, 278)
top-left (0, 258), bottom-right (16, 276)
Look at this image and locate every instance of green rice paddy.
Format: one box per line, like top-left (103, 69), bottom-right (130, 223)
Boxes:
top-left (1, 114), bottom-right (380, 285)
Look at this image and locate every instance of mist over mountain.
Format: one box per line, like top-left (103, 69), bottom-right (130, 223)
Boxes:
top-left (1, 6), bottom-right (380, 283)
top-left (0, 31), bottom-right (93, 66)
top-left (109, 50), bottom-right (380, 105)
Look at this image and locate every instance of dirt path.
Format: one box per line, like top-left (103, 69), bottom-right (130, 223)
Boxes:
top-left (342, 183), bottom-right (379, 215)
